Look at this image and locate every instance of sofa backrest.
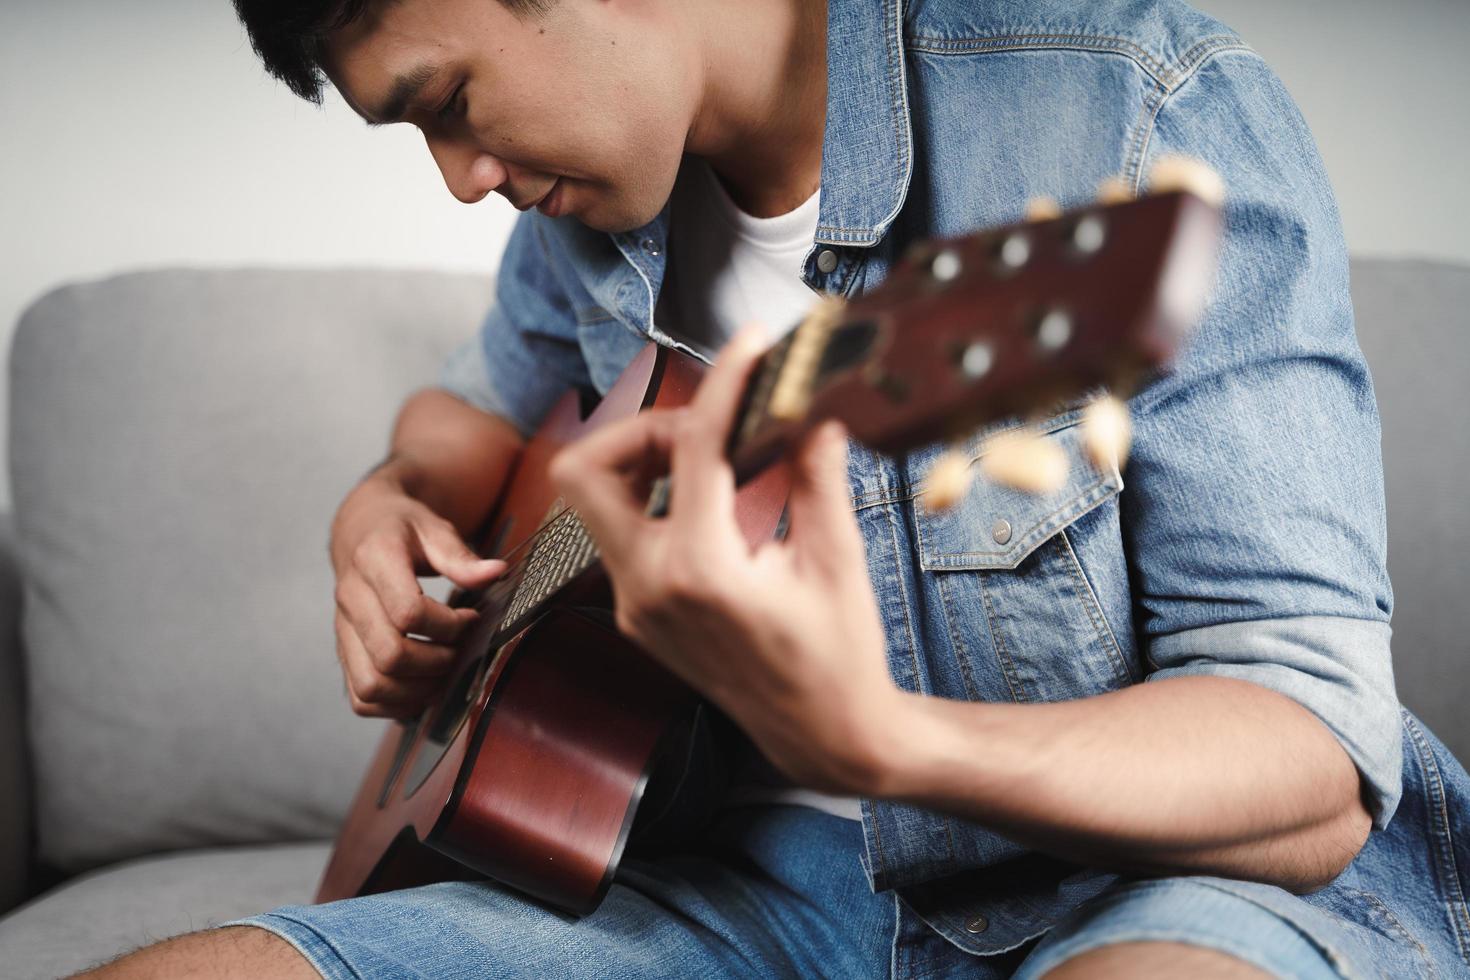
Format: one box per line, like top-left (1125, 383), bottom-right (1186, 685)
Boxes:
top-left (8, 267), bottom-right (491, 874)
top-left (7, 258), bottom-right (1466, 878)
top-left (1350, 258), bottom-right (1470, 767)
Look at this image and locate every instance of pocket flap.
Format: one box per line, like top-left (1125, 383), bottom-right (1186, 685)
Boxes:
top-left (917, 416), bottom-right (1122, 571)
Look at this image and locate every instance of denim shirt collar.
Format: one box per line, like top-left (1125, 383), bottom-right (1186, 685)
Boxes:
top-left (813, 0), bottom-right (914, 247)
top-left (590, 0), bottom-right (913, 349)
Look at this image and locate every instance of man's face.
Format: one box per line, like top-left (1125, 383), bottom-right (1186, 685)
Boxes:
top-left (325, 0), bottom-right (695, 232)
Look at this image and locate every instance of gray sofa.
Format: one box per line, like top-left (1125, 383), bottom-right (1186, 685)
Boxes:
top-left (0, 260), bottom-right (1465, 978)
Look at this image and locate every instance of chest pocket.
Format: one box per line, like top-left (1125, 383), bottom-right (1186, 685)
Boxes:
top-left (912, 414), bottom-right (1138, 704)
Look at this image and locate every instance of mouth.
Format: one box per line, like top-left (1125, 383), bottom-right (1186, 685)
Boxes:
top-left (533, 178), bottom-right (566, 218)
top-left (511, 179), bottom-right (561, 214)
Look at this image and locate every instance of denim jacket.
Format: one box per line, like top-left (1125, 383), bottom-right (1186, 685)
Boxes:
top-left (440, 0), bottom-right (1470, 968)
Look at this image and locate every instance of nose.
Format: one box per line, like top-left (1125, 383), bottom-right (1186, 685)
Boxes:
top-left (425, 136), bottom-right (507, 204)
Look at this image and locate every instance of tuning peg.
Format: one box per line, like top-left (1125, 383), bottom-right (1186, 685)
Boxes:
top-left (1024, 196), bottom-right (1062, 221)
top-left (1146, 155), bottom-right (1225, 208)
top-left (921, 449), bottom-right (975, 513)
top-left (1082, 395), bottom-right (1132, 471)
top-left (1096, 175), bottom-right (1132, 205)
top-left (980, 429), bottom-right (1069, 495)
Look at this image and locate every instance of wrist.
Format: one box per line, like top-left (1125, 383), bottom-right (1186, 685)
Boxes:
top-left (845, 687), bottom-right (940, 798)
top-left (329, 459), bottom-right (416, 571)
top-left (862, 690), bottom-right (996, 802)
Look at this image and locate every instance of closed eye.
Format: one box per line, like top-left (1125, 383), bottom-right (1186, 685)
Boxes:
top-left (436, 83), bottom-right (466, 123)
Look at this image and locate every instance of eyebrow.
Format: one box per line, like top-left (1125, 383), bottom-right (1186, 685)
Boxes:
top-left (365, 63), bottom-right (442, 126)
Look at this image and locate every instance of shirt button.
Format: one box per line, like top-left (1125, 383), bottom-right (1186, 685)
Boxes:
top-left (965, 915), bottom-right (989, 934)
top-left (991, 519), bottom-right (1012, 545)
top-left (640, 237), bottom-right (661, 257)
top-left (816, 248), bottom-right (839, 273)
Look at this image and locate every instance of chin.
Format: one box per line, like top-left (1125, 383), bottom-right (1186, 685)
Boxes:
top-left (574, 182), bottom-right (672, 235)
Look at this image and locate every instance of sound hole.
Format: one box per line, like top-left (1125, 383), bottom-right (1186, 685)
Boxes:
top-left (401, 653), bottom-right (491, 800)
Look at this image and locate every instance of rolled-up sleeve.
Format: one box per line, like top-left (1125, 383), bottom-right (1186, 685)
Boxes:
top-left (1123, 52), bottom-right (1402, 827)
top-left (438, 212), bottom-right (593, 438)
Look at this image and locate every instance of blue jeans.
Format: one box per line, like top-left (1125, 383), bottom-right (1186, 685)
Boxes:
top-left (230, 805), bottom-right (1393, 979)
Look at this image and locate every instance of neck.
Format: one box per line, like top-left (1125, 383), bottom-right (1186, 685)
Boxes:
top-left (684, 0), bottom-right (828, 217)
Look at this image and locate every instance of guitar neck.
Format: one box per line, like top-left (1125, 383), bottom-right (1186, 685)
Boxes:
top-left (476, 180), bottom-right (1224, 646)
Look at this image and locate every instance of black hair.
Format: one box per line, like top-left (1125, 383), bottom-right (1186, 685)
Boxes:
top-left (232, 0), bottom-right (550, 104)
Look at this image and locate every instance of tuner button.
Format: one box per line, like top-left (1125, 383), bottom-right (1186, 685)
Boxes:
top-left (1083, 395), bottom-right (1133, 471)
top-left (929, 248), bottom-right (962, 283)
top-left (959, 341), bottom-right (993, 380)
top-left (1034, 309), bottom-right (1074, 352)
top-left (1025, 196), bottom-right (1062, 221)
top-left (922, 450), bottom-right (974, 513)
top-left (1096, 175), bottom-right (1132, 204)
top-left (980, 430), bottom-right (1069, 495)
top-left (1070, 214), bottom-right (1106, 254)
top-left (994, 232), bottom-right (1031, 273)
top-left (1147, 155), bottom-right (1226, 208)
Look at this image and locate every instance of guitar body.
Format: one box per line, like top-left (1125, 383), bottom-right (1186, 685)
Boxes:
top-left (317, 180), bottom-right (1223, 916)
top-left (317, 343), bottom-right (790, 914)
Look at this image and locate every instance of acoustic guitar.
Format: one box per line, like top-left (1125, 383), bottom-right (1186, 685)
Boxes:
top-left (317, 159), bottom-right (1225, 915)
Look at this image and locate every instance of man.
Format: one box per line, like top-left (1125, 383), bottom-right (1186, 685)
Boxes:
top-left (87, 0), bottom-right (1470, 977)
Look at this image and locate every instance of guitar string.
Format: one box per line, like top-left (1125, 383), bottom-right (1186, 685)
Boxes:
top-left (468, 339), bottom-right (798, 639)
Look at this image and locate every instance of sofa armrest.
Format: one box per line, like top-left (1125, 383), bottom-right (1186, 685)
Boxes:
top-left (0, 511), bottom-right (32, 913)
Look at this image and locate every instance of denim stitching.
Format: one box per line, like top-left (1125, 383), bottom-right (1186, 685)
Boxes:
top-left (901, 31), bottom-right (1252, 197)
top-left (1127, 46), bottom-right (1253, 193)
top-left (858, 499), bottom-right (929, 887)
top-left (815, 0), bottom-right (914, 244)
top-left (1058, 877), bottom-right (1360, 979)
top-left (1176, 35), bottom-right (1253, 77)
top-left (868, 800), bottom-right (893, 892)
top-left (979, 570), bottom-right (1032, 704)
top-left (918, 477), bottom-right (1115, 566)
top-left (932, 570), bottom-right (986, 703)
top-left (852, 413), bottom-right (1091, 512)
top-left (941, 815), bottom-right (959, 867)
top-left (880, 0), bottom-right (914, 236)
top-left (883, 499), bottom-right (927, 698)
top-left (1186, 879), bottom-right (1359, 979)
top-left (1033, 927), bottom-right (1335, 980)
top-left (1403, 710), bottom-right (1470, 965)
top-left (1336, 885), bottom-right (1437, 979)
top-left (908, 32), bottom-right (1173, 83)
top-left (1123, 83), bottom-right (1169, 196)
top-left (249, 913), bottom-right (370, 980)
top-left (890, 898), bottom-right (904, 980)
top-left (1056, 527), bottom-right (1136, 686)
top-left (905, 32), bottom-right (1250, 93)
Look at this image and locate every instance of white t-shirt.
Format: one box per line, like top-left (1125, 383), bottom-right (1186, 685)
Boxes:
top-left (657, 158), bottom-right (864, 822)
top-left (657, 158), bottom-right (824, 355)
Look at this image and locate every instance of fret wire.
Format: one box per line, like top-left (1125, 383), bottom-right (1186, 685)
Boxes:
top-left (492, 506), bottom-right (604, 641)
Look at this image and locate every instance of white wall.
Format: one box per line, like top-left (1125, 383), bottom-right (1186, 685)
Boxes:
top-left (0, 0), bottom-right (518, 508)
top-left (1196, 0), bottom-right (1470, 265)
top-left (2, 0), bottom-right (1467, 510)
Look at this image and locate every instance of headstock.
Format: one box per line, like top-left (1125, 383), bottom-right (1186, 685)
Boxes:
top-left (729, 156), bottom-right (1225, 505)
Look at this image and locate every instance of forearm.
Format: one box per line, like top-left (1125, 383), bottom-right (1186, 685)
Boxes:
top-left (374, 388), bottom-right (524, 536)
top-left (874, 674), bottom-right (1372, 894)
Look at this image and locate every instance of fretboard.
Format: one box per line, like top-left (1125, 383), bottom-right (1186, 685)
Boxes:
top-left (492, 506), bottom-right (601, 642)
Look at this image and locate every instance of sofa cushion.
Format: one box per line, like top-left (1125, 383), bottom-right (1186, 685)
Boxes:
top-left (0, 840), bottom-right (330, 979)
top-left (9, 268), bottom-right (491, 872)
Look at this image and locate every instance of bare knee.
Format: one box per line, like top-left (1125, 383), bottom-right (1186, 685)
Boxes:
top-left (1039, 940), bottom-right (1275, 980)
top-left (73, 925), bottom-right (318, 980)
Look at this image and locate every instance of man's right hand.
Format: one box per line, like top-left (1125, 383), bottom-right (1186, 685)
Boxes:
top-left (329, 466), bottom-right (506, 719)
